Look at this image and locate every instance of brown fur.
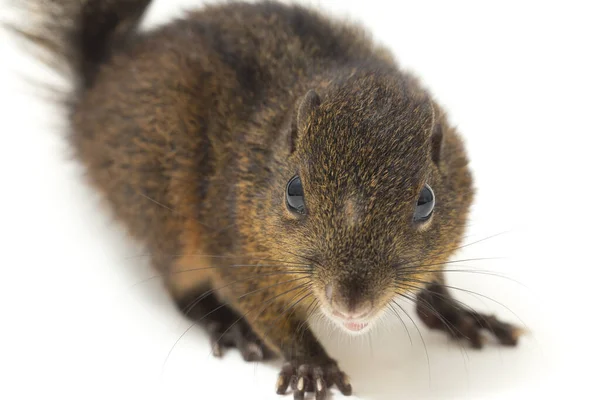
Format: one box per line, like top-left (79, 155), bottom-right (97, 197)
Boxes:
top-left (12, 1), bottom-right (524, 398)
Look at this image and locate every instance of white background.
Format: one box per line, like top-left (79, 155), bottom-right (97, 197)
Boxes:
top-left (1, 0), bottom-right (598, 399)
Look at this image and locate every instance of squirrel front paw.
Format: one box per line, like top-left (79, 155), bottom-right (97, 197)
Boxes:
top-left (417, 283), bottom-right (525, 349)
top-left (275, 361), bottom-right (352, 400)
top-left (207, 320), bottom-right (273, 361)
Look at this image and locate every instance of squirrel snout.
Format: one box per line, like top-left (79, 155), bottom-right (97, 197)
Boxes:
top-left (331, 306), bottom-right (372, 320)
top-left (325, 283), bottom-right (373, 320)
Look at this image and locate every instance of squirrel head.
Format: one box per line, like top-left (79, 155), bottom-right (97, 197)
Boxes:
top-left (241, 68), bottom-right (473, 334)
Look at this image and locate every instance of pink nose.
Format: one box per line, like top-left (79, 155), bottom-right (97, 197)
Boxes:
top-left (331, 307), bottom-right (371, 320)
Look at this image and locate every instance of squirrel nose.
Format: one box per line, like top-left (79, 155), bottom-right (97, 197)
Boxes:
top-left (325, 283), bottom-right (373, 319)
top-left (331, 305), bottom-right (372, 320)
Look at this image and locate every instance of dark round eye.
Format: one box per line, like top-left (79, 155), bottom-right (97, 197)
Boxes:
top-left (286, 175), bottom-right (306, 214)
top-left (413, 184), bottom-right (435, 223)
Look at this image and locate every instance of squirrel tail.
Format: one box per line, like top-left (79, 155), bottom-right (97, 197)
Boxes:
top-left (6, 0), bottom-right (152, 92)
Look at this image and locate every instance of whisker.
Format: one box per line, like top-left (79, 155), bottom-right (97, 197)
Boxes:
top-left (273, 247), bottom-right (324, 268)
top-left (405, 292), bottom-right (494, 369)
top-left (385, 303), bottom-right (412, 345)
top-left (260, 290), bottom-right (314, 344)
top-left (162, 280), bottom-right (311, 373)
top-left (131, 266), bottom-right (311, 289)
top-left (125, 252), bottom-right (312, 267)
top-left (182, 274), bottom-right (311, 317)
top-left (228, 264), bottom-right (310, 268)
top-left (136, 190), bottom-right (210, 230)
top-left (416, 257), bottom-right (507, 269)
top-left (397, 267), bottom-right (527, 288)
top-left (395, 289), bottom-right (471, 370)
top-left (207, 283), bottom-right (312, 358)
top-left (395, 280), bottom-right (516, 343)
top-left (296, 297), bottom-right (320, 341)
top-left (393, 288), bottom-right (468, 344)
top-left (395, 278), bottom-right (527, 329)
top-left (391, 299), bottom-right (431, 386)
top-left (397, 286), bottom-right (476, 350)
top-left (397, 231), bottom-right (510, 270)
top-left (137, 191), bottom-right (176, 214)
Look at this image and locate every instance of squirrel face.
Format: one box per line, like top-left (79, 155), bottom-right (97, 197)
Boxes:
top-left (241, 70), bottom-right (473, 334)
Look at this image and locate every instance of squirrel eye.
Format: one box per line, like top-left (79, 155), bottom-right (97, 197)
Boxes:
top-left (413, 184), bottom-right (435, 223)
top-left (286, 175), bottom-right (306, 214)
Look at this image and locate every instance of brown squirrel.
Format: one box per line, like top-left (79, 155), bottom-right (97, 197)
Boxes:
top-left (13, 0), bottom-right (522, 398)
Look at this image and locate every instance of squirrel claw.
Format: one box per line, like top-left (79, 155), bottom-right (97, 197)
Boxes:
top-left (276, 362), bottom-right (352, 399)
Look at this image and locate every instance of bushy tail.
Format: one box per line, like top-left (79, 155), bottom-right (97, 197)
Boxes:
top-left (7, 0), bottom-right (152, 92)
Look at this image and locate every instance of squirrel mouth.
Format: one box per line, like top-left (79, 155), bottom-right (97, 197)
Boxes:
top-left (342, 321), bottom-right (369, 332)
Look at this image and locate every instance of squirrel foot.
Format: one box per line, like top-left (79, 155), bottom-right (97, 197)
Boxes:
top-left (207, 319), bottom-right (273, 361)
top-left (276, 361), bottom-right (352, 400)
top-left (177, 289), bottom-right (274, 361)
top-left (417, 283), bottom-right (525, 349)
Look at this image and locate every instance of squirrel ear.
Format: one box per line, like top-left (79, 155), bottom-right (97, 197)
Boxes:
top-left (290, 89), bottom-right (321, 153)
top-left (276, 90), bottom-right (320, 156)
top-left (430, 122), bottom-right (443, 165)
top-left (297, 89), bottom-right (321, 132)
top-left (428, 99), bottom-right (443, 165)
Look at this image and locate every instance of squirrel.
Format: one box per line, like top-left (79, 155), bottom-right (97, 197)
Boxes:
top-left (12, 0), bottom-right (523, 398)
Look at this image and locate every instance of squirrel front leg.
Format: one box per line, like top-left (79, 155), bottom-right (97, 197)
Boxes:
top-left (416, 272), bottom-right (523, 349)
top-left (229, 289), bottom-right (353, 400)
